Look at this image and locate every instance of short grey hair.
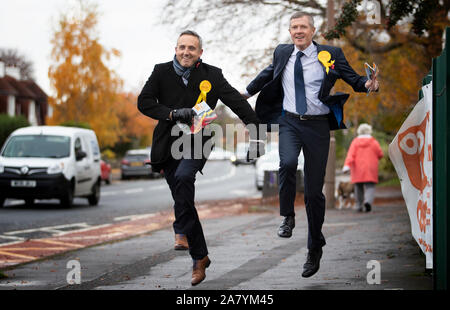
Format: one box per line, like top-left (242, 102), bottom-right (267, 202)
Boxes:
top-left (290, 12), bottom-right (315, 28)
top-left (357, 123), bottom-right (373, 136)
top-left (178, 30), bottom-right (203, 49)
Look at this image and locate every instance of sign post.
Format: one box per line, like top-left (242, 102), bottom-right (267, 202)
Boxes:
top-left (432, 27), bottom-right (449, 291)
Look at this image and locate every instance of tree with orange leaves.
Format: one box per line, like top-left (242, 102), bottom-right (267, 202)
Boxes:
top-left (333, 39), bottom-right (429, 135)
top-left (114, 92), bottom-right (157, 148)
top-left (47, 2), bottom-right (122, 148)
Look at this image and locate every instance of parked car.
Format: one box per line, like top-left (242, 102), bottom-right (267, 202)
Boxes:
top-left (0, 126), bottom-right (102, 208)
top-left (230, 142), bottom-right (256, 165)
top-left (100, 159), bottom-right (112, 184)
top-left (120, 149), bottom-right (155, 179)
top-left (265, 142), bottom-right (279, 153)
top-left (254, 149), bottom-right (305, 190)
top-left (230, 141), bottom-right (279, 166)
top-left (208, 146), bottom-right (233, 161)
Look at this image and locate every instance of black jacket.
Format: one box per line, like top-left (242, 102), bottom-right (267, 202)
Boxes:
top-left (246, 42), bottom-right (368, 130)
top-left (138, 61), bottom-right (260, 170)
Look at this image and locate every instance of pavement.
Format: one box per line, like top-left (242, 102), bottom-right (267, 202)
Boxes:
top-left (0, 186), bottom-right (433, 291)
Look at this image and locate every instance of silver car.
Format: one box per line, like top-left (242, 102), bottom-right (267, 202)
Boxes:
top-left (255, 148), bottom-right (304, 190)
top-left (120, 149), bottom-right (154, 180)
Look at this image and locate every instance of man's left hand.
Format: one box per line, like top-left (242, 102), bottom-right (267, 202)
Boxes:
top-left (365, 68), bottom-right (379, 92)
top-left (365, 79), bottom-right (379, 92)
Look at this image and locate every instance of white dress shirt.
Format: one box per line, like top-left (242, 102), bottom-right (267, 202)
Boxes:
top-left (281, 43), bottom-right (329, 115)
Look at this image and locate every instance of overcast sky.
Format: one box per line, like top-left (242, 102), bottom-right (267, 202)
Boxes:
top-left (0, 0), bottom-right (250, 96)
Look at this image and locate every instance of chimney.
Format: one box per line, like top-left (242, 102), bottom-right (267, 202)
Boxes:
top-left (5, 65), bottom-right (21, 80)
top-left (0, 61), bottom-right (5, 78)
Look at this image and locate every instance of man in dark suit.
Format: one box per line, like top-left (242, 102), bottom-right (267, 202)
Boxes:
top-left (138, 30), bottom-right (264, 286)
top-left (243, 12), bottom-right (379, 278)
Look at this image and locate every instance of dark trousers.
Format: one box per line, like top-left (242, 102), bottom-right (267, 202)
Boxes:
top-left (278, 114), bottom-right (330, 251)
top-left (163, 157), bottom-right (208, 260)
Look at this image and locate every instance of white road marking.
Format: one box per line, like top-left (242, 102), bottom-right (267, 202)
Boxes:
top-left (124, 188), bottom-right (144, 194)
top-left (102, 165), bottom-right (237, 197)
top-left (197, 165), bottom-right (236, 185)
top-left (3, 200), bottom-right (24, 206)
top-left (113, 213), bottom-right (158, 222)
top-left (0, 235), bottom-right (26, 241)
top-left (3, 223), bottom-right (91, 236)
top-left (100, 191), bottom-right (117, 196)
top-left (0, 165), bottom-right (243, 246)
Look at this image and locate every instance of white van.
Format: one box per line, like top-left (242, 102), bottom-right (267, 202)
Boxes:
top-left (0, 126), bottom-right (102, 208)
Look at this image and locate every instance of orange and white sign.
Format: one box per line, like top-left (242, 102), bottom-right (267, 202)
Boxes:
top-left (389, 82), bottom-right (433, 268)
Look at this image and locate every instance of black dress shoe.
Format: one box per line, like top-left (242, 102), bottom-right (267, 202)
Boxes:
top-left (364, 202), bottom-right (372, 212)
top-left (302, 248), bottom-right (323, 278)
top-left (278, 216), bottom-right (295, 238)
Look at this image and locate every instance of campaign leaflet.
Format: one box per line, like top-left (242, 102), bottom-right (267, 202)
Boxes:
top-left (364, 62), bottom-right (378, 95)
top-left (177, 101), bottom-right (217, 135)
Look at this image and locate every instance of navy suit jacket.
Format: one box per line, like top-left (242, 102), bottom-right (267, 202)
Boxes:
top-left (246, 41), bottom-right (368, 130)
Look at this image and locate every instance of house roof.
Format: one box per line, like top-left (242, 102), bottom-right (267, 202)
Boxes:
top-left (0, 75), bottom-right (47, 100)
top-left (22, 80), bottom-right (47, 101)
top-left (3, 75), bottom-right (36, 99)
top-left (0, 76), bottom-right (18, 96)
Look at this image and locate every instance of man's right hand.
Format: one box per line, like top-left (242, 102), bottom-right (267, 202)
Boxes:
top-left (171, 108), bottom-right (196, 125)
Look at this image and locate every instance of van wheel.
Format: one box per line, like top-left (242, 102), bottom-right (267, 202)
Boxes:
top-left (0, 196), bottom-right (5, 208)
top-left (88, 181), bottom-right (100, 206)
top-left (60, 186), bottom-right (74, 208)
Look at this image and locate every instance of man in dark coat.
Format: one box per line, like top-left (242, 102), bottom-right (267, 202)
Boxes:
top-left (243, 12), bottom-right (379, 278)
top-left (138, 30), bottom-right (264, 286)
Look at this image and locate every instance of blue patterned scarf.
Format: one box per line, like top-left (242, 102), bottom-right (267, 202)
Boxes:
top-left (173, 55), bottom-right (201, 85)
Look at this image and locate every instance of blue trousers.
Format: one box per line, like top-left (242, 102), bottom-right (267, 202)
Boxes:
top-left (163, 158), bottom-right (208, 260)
top-left (278, 114), bottom-right (330, 250)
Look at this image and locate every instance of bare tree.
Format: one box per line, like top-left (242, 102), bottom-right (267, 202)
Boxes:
top-left (161, 0), bottom-right (328, 79)
top-left (160, 0), bottom-right (448, 74)
top-left (0, 48), bottom-right (35, 80)
top-left (325, 0), bottom-right (449, 65)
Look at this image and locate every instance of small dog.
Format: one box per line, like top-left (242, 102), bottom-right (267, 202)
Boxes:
top-left (337, 181), bottom-right (355, 210)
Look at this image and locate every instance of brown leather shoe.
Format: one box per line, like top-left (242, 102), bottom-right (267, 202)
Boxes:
top-left (174, 234), bottom-right (189, 250)
top-left (191, 256), bottom-right (211, 286)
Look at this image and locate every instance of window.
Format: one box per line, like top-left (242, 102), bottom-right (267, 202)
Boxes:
top-left (2, 135), bottom-right (71, 158)
top-left (74, 137), bottom-right (82, 154)
top-left (90, 139), bottom-right (100, 156)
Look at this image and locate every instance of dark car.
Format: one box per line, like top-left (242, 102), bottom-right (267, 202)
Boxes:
top-left (100, 159), bottom-right (112, 184)
top-left (120, 149), bottom-right (153, 180)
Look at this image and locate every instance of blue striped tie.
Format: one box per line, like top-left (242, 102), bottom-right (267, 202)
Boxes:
top-left (295, 51), bottom-right (307, 115)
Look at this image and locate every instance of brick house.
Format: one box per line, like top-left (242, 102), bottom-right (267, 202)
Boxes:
top-left (0, 61), bottom-right (49, 125)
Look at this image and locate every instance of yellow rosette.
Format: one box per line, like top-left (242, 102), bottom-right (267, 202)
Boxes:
top-left (195, 80), bottom-right (212, 105)
top-left (318, 51), bottom-right (335, 74)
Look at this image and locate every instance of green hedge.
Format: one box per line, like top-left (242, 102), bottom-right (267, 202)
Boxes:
top-left (59, 120), bottom-right (92, 129)
top-left (0, 114), bottom-right (30, 149)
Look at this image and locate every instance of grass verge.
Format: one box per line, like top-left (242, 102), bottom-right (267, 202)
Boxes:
top-left (378, 176), bottom-right (400, 187)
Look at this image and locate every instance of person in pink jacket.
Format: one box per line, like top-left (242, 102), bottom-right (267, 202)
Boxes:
top-left (343, 123), bottom-right (383, 212)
